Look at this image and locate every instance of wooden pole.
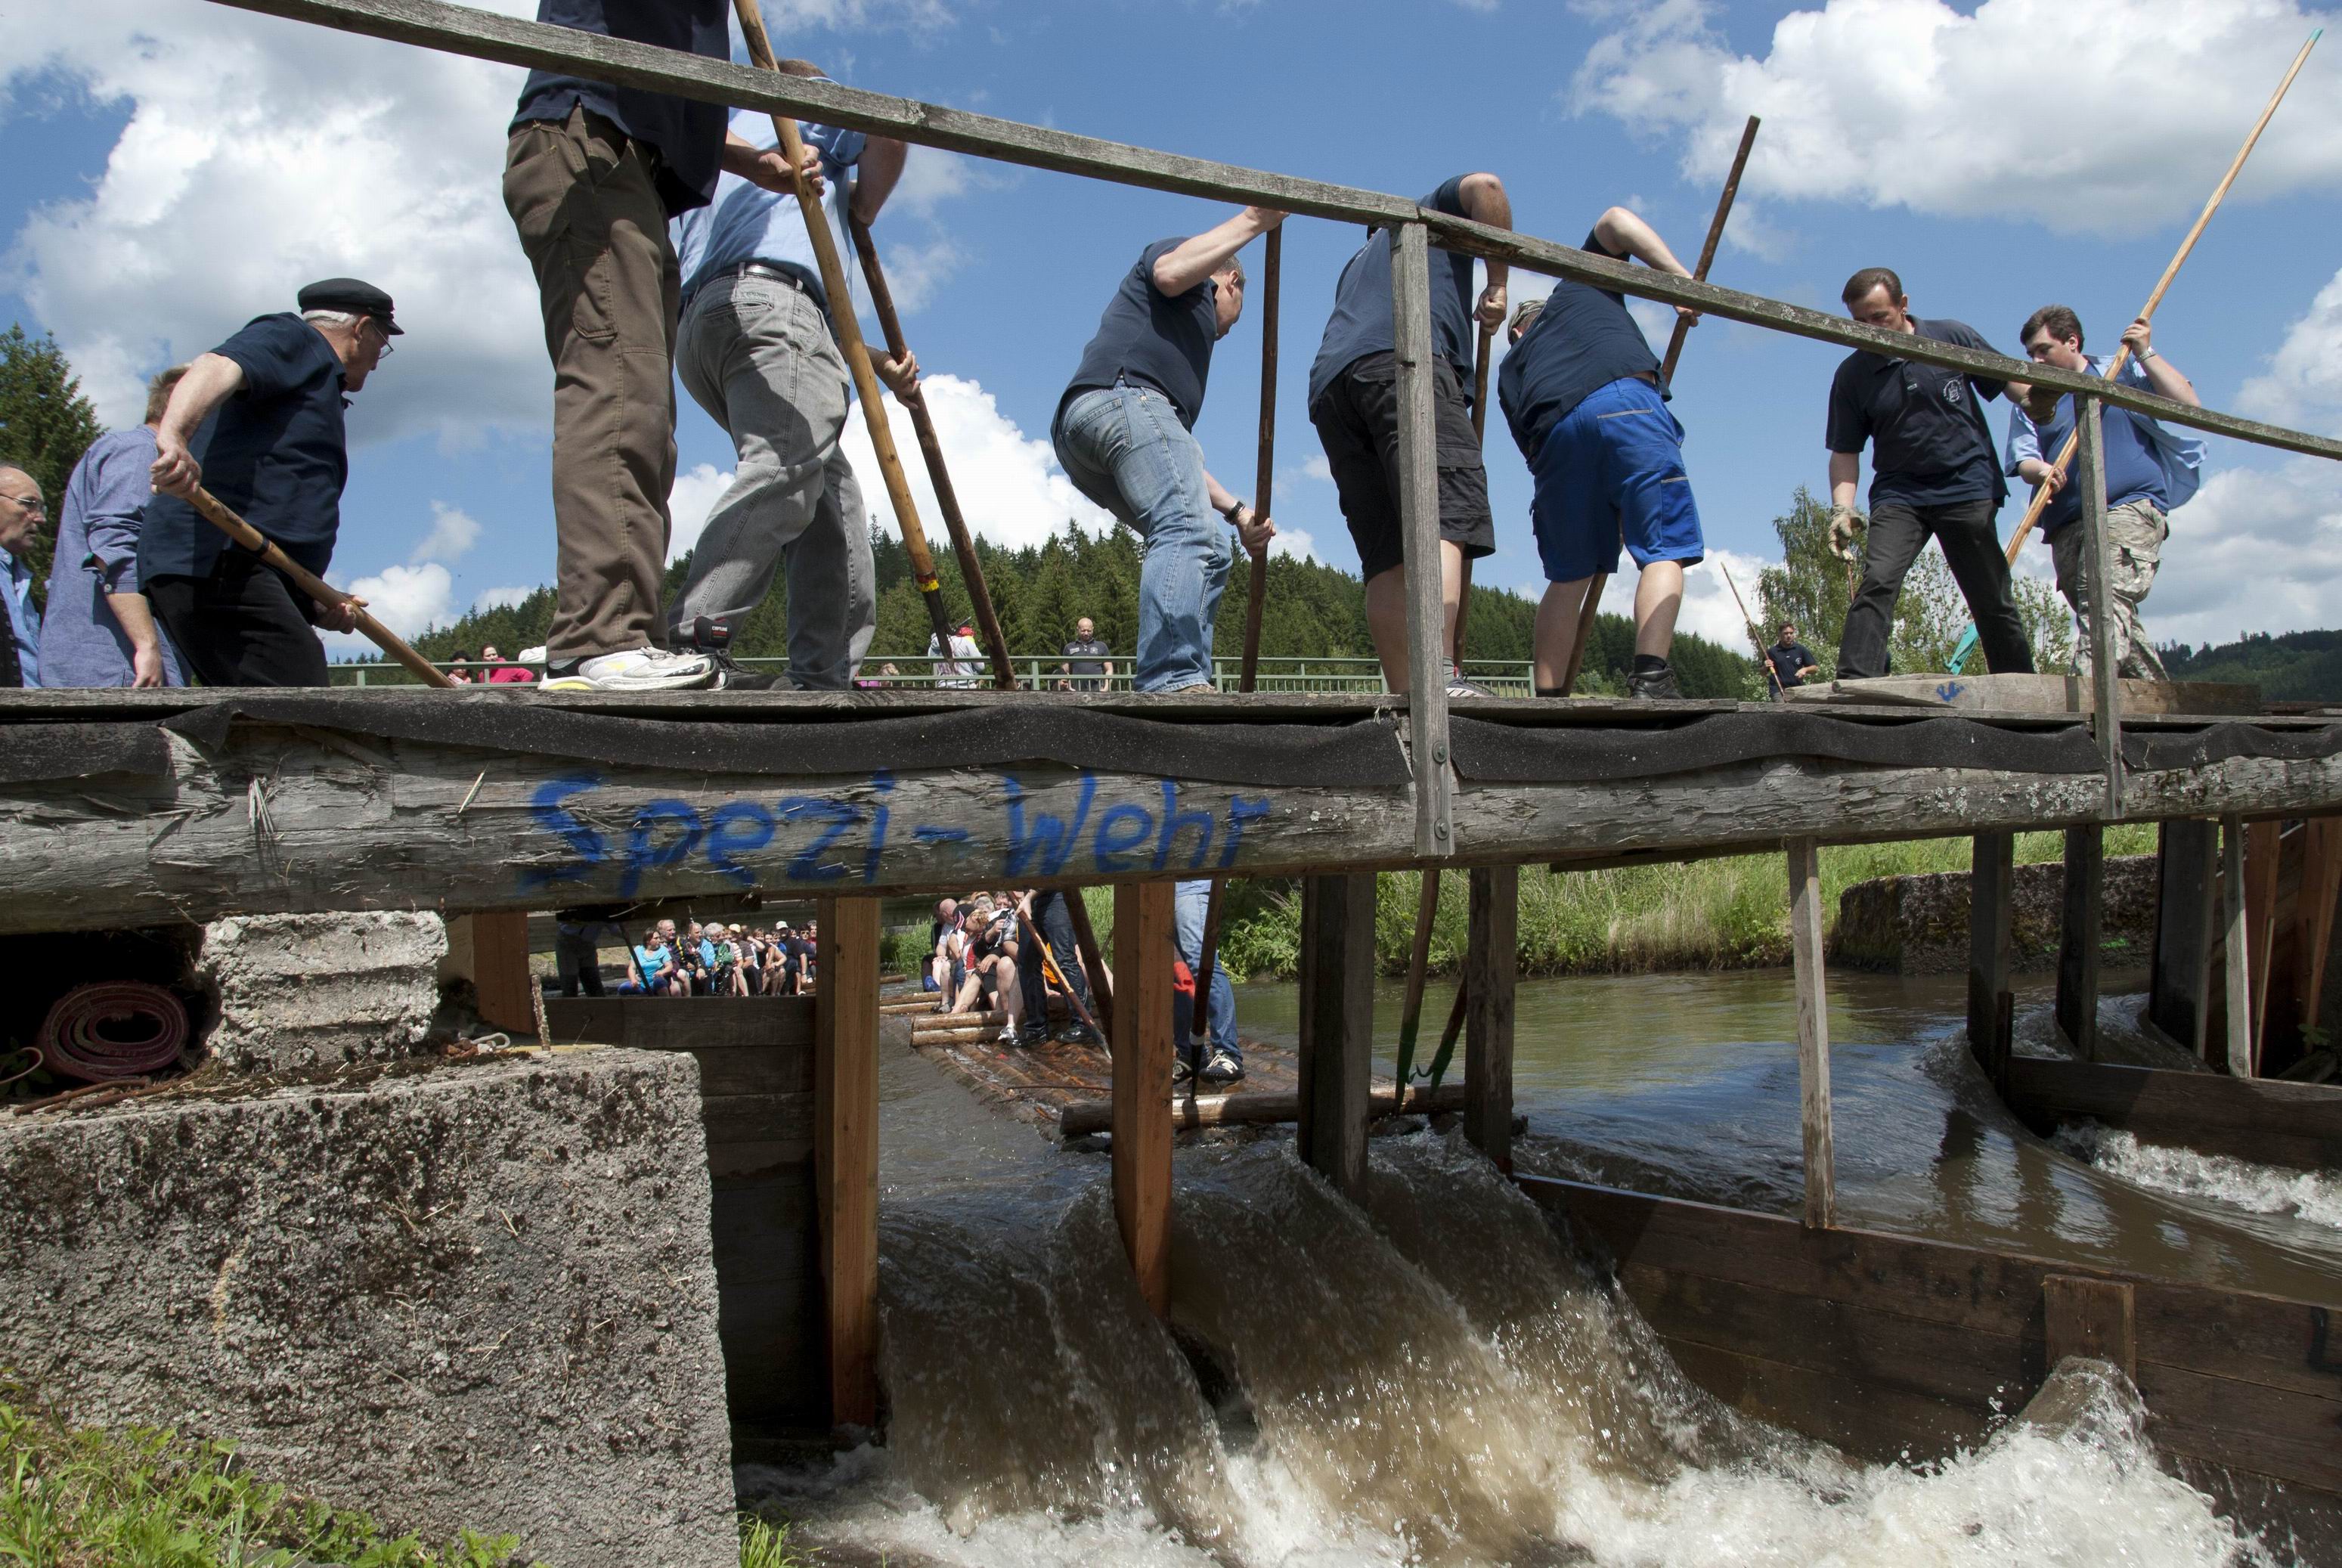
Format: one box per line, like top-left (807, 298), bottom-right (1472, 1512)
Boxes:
top-left (2245, 819), bottom-right (2282, 1074)
top-left (731, 0), bottom-right (959, 651)
top-left (1238, 225), bottom-right (1279, 695)
top-left (2002, 30), bottom-right (2320, 566)
top-left (2223, 816), bottom-right (2254, 1079)
top-left (1391, 221), bottom-right (1454, 860)
top-left (1463, 863), bottom-right (1516, 1170)
top-left (1786, 837), bottom-right (1835, 1229)
top-left (1969, 832), bottom-right (2016, 1095)
top-left (814, 894), bottom-right (881, 1430)
top-left (843, 212), bottom-right (1014, 689)
top-left (468, 910), bottom-right (535, 1033)
top-left (2148, 820), bottom-right (2220, 1058)
top-left (1111, 881), bottom-right (1176, 1315)
top-left (1394, 870), bottom-right (1440, 1093)
top-left (1718, 558), bottom-right (1785, 699)
top-left (1658, 114), bottom-right (1760, 386)
top-left (2299, 818), bottom-right (2342, 1040)
top-left (2056, 826), bottom-right (2104, 1061)
top-left (1297, 872), bottom-right (1375, 1201)
top-left (184, 485), bottom-right (454, 686)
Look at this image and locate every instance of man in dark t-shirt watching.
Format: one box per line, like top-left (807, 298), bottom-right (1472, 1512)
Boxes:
top-left (1061, 617), bottom-right (1112, 691)
top-left (1052, 206), bottom-right (1281, 693)
top-left (1497, 206), bottom-right (1705, 701)
top-left (1309, 173), bottom-right (1511, 698)
top-left (1826, 267), bottom-right (2035, 680)
top-left (1764, 623), bottom-right (1820, 695)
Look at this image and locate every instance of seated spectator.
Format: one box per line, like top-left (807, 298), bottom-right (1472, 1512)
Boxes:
top-left (448, 651), bottom-right (474, 683)
top-left (630, 932), bottom-right (684, 998)
top-left (481, 643), bottom-right (535, 685)
top-left (925, 898), bottom-right (961, 1001)
top-left (711, 924), bottom-right (749, 996)
top-left (793, 922), bottom-right (818, 994)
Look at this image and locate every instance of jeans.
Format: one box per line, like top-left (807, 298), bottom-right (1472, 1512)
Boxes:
top-left (1172, 879), bottom-right (1238, 1067)
top-left (1839, 497), bottom-right (2034, 680)
top-left (1018, 891), bottom-right (1093, 1031)
top-left (671, 271), bottom-right (877, 688)
top-left (1053, 384), bottom-right (1230, 693)
top-left (146, 553), bottom-right (329, 687)
top-left (2049, 498), bottom-right (2168, 681)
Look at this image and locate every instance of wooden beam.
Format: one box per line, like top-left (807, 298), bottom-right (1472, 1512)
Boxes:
top-left (2244, 819), bottom-right (2282, 1072)
top-left (1296, 873), bottom-right (1376, 1201)
top-left (1786, 838), bottom-right (1835, 1229)
top-left (1058, 1080), bottom-right (1462, 1138)
top-left (2300, 817), bottom-right (2342, 1037)
top-left (2043, 1275), bottom-right (2137, 1382)
top-left (2003, 1055), bottom-right (2342, 1173)
top-left (2056, 826), bottom-right (2104, 1061)
top-left (2074, 396), bottom-right (2124, 810)
top-left (467, 910), bottom-right (536, 1036)
top-left (1464, 864), bottom-right (1517, 1170)
top-left (2149, 820), bottom-right (2220, 1055)
top-left (1390, 222), bottom-right (1454, 860)
top-left (1111, 881), bottom-right (1176, 1315)
top-left (814, 894), bottom-right (881, 1431)
top-left (2223, 815), bottom-right (2255, 1079)
top-left (1969, 832), bottom-right (2015, 1093)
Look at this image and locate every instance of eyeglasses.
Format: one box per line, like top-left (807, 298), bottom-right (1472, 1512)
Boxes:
top-left (0, 493), bottom-right (45, 515)
top-left (366, 319), bottom-right (395, 358)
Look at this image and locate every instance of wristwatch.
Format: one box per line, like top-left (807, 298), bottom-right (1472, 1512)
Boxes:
top-left (2136, 345), bottom-right (2157, 361)
top-left (1222, 499), bottom-right (1249, 524)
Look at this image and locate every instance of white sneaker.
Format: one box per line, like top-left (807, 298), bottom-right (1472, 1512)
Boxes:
top-left (540, 647), bottom-right (714, 692)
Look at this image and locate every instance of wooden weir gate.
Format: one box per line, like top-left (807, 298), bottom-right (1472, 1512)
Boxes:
top-left (7, 0), bottom-right (2342, 1513)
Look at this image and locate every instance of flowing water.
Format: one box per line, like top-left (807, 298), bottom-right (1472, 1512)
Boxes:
top-left (739, 966), bottom-right (2340, 1566)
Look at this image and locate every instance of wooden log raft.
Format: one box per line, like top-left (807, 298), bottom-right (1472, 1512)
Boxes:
top-left (1058, 1080), bottom-right (1467, 1138)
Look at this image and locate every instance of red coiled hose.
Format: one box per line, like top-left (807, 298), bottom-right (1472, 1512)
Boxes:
top-left (38, 983), bottom-right (191, 1082)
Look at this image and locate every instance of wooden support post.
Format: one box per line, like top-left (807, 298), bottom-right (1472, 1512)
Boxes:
top-left (1296, 873), bottom-right (1376, 1202)
top-left (469, 910), bottom-right (536, 1037)
top-left (2043, 1274), bottom-right (2137, 1382)
top-left (2149, 819), bottom-right (2220, 1055)
top-left (1786, 838), bottom-right (1835, 1229)
top-left (2300, 817), bottom-right (2342, 1040)
top-left (2244, 819), bottom-right (2282, 1071)
top-left (2056, 826), bottom-right (2104, 1061)
top-left (1969, 832), bottom-right (2016, 1094)
top-left (1464, 864), bottom-right (1517, 1170)
top-left (1390, 220), bottom-right (1454, 861)
top-left (2074, 395), bottom-right (2124, 811)
top-left (1111, 881), bottom-right (1176, 1315)
top-left (2222, 816), bottom-right (2254, 1079)
top-left (814, 894), bottom-right (881, 1431)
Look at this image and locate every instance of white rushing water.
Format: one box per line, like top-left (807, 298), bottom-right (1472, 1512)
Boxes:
top-left (743, 1131), bottom-right (2285, 1567)
top-left (2053, 1122), bottom-right (2342, 1233)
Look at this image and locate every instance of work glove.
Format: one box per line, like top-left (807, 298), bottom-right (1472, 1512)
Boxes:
top-left (1827, 504), bottom-right (1866, 564)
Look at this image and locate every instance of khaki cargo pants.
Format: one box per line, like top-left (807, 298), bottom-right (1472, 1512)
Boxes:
top-left (504, 104), bottom-right (680, 662)
top-left (2051, 497), bottom-right (2168, 682)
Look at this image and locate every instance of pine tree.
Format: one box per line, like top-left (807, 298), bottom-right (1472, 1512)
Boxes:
top-left (0, 324), bottom-right (107, 609)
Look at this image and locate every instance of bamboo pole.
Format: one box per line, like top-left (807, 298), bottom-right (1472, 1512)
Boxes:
top-left (844, 211), bottom-right (1015, 689)
top-left (731, 0), bottom-right (959, 651)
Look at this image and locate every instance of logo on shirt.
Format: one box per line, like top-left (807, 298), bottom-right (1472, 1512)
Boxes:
top-left (1941, 380), bottom-right (1964, 406)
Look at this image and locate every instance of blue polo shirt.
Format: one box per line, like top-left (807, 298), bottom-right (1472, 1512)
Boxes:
top-left (510, 0), bottom-right (731, 218)
top-left (1826, 317), bottom-right (2009, 510)
top-left (2003, 355), bottom-right (2180, 536)
top-left (1307, 176), bottom-right (1478, 411)
top-left (1497, 227), bottom-right (1665, 460)
top-left (1060, 238), bottom-right (1222, 431)
top-left (675, 104), bottom-right (867, 318)
top-left (141, 313), bottom-right (351, 582)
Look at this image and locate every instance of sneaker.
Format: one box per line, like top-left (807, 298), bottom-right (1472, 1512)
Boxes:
top-left (1446, 676), bottom-right (1493, 699)
top-left (1172, 1053), bottom-right (1197, 1086)
top-left (1055, 1021), bottom-right (1104, 1048)
top-left (1626, 662), bottom-right (1684, 701)
top-left (707, 652), bottom-right (779, 692)
top-left (1014, 1027), bottom-right (1049, 1049)
top-left (1199, 1049), bottom-right (1245, 1084)
top-left (541, 646), bottom-right (714, 692)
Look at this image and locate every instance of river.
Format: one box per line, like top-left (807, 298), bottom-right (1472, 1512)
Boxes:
top-left (739, 965), bottom-right (2337, 1566)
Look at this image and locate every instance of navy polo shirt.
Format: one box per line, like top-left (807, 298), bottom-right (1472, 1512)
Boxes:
top-left (1497, 227), bottom-right (1666, 460)
top-left (1764, 641), bottom-right (1818, 689)
top-left (510, 0), bottom-right (731, 218)
top-left (142, 313), bottom-right (349, 583)
top-left (1060, 238), bottom-right (1222, 431)
top-left (1307, 176), bottom-right (1478, 411)
top-left (1826, 317), bottom-right (2009, 510)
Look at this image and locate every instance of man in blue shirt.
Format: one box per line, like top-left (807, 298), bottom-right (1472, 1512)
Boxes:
top-left (1826, 267), bottom-right (2035, 680)
top-left (1054, 206), bottom-right (1281, 692)
top-left (2006, 305), bottom-right (2203, 682)
top-left (39, 367), bottom-right (187, 689)
top-left (668, 62), bottom-right (915, 690)
top-left (1496, 206), bottom-right (1704, 701)
top-left (146, 279), bottom-right (398, 686)
top-left (0, 465), bottom-right (42, 688)
top-left (1309, 174), bottom-right (1510, 697)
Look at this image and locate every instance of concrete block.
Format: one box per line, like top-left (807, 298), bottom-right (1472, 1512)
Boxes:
top-left (0, 1049), bottom-right (736, 1568)
top-left (1834, 854), bottom-right (2158, 975)
top-left (202, 912), bottom-right (446, 1074)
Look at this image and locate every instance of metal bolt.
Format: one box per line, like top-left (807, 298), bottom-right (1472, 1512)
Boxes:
top-left (1432, 743), bottom-right (1448, 764)
top-left (1433, 820), bottom-right (1449, 840)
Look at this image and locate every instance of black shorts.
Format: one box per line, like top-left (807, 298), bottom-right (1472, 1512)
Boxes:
top-left (1309, 350), bottom-right (1495, 581)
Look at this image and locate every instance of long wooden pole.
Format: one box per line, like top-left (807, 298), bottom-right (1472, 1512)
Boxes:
top-left (1718, 558), bottom-right (1785, 699)
top-left (1238, 226), bottom-right (1279, 696)
top-left (2002, 31), bottom-right (2319, 566)
top-left (1393, 868), bottom-right (1441, 1092)
top-left (731, 0), bottom-right (958, 652)
top-left (184, 485), bottom-right (453, 687)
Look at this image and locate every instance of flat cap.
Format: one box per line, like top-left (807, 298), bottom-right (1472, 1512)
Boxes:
top-left (297, 277), bottom-right (403, 333)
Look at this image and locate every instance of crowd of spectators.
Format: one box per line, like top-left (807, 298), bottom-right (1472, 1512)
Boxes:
top-left (552, 911), bottom-right (816, 998)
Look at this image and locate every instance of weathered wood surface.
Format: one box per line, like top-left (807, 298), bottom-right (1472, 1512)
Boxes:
top-left (2003, 1055), bottom-right (2342, 1173)
top-left (1785, 838), bottom-right (1835, 1228)
top-left (2223, 816), bottom-right (2256, 1078)
top-left (1391, 222), bottom-right (1453, 860)
top-left (2245, 818), bottom-right (2283, 1066)
top-left (466, 910), bottom-right (535, 1036)
top-left (2056, 826), bottom-right (2104, 1058)
top-left (1783, 673), bottom-right (2260, 715)
top-left (1969, 832), bottom-right (2016, 1092)
top-left (1297, 874), bottom-right (1377, 1201)
top-left (1464, 864), bottom-right (1517, 1169)
top-left (2044, 1274), bottom-right (2137, 1381)
top-left (1057, 1081), bottom-right (1465, 1138)
top-left (815, 897), bottom-right (881, 1430)
top-left (1112, 882), bottom-right (1176, 1316)
top-left (2150, 820), bottom-right (2220, 1055)
top-left (192, 0), bottom-right (2342, 464)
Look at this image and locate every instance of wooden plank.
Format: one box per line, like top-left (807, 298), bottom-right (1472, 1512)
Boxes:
top-left (1783, 673), bottom-right (2259, 716)
top-left (1659, 1337), bottom-right (1993, 1467)
top-left (2057, 826), bottom-right (2104, 1059)
top-left (2303, 817), bottom-right (2342, 1033)
top-left (813, 895), bottom-right (881, 1431)
top-left (1969, 832), bottom-right (2015, 1092)
top-left (542, 994), bottom-right (815, 1051)
top-left (1464, 863), bottom-right (1517, 1169)
top-left (2223, 815), bottom-right (2255, 1078)
top-left (2138, 1362), bottom-right (2342, 1495)
top-left (708, 1164), bottom-right (823, 1431)
top-left (2074, 395), bottom-right (2125, 807)
top-left (1390, 222), bottom-right (1453, 860)
top-left (469, 910), bottom-right (535, 1035)
top-left (2003, 1055), bottom-right (2342, 1172)
top-left (1057, 1080), bottom-right (1461, 1137)
top-left (1296, 874), bottom-right (1376, 1201)
top-left (1111, 881), bottom-right (1176, 1316)
top-left (2151, 820), bottom-right (2220, 1055)
top-left (2245, 819), bottom-right (2283, 1071)
top-left (698, 1091), bottom-right (814, 1156)
top-left (1786, 838), bottom-right (1835, 1229)
top-left (2043, 1274), bottom-right (2136, 1381)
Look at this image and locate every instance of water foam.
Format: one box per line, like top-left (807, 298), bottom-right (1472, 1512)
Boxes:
top-left (2053, 1122), bottom-right (2342, 1232)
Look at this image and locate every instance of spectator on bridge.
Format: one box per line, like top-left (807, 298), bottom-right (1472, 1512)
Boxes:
top-left (39, 367), bottom-right (187, 689)
top-left (1173, 879), bottom-right (1241, 1083)
top-left (448, 651), bottom-right (476, 683)
top-left (0, 464), bottom-right (45, 688)
top-left (1061, 616), bottom-right (1112, 690)
top-left (927, 621), bottom-right (984, 687)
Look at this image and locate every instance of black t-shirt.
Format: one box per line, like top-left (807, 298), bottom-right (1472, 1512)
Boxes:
top-left (1060, 238), bottom-right (1221, 430)
top-left (1826, 317), bottom-right (2009, 509)
top-left (1496, 228), bottom-right (1665, 460)
top-left (1062, 637), bottom-right (1110, 677)
top-left (510, 0), bottom-right (731, 218)
top-left (1764, 641), bottom-right (1818, 688)
top-left (1307, 176), bottom-right (1478, 410)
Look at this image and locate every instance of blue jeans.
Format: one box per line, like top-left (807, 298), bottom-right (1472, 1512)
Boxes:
top-left (1053, 385), bottom-right (1231, 693)
top-left (1172, 879), bottom-right (1238, 1066)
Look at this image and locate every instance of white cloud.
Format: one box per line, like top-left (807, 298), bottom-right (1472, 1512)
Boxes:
top-left (472, 585), bottom-right (536, 613)
top-left (335, 560), bottom-right (454, 640)
top-left (2239, 264), bottom-right (2342, 435)
top-left (2121, 458), bottom-right (2342, 646)
top-left (841, 373), bottom-right (1114, 550)
top-left (1300, 454), bottom-right (1334, 483)
top-left (1675, 549), bottom-right (1776, 654)
top-left (1569, 0), bottom-right (2342, 234)
top-left (668, 463), bottom-right (738, 564)
top-left (410, 501), bottom-right (481, 566)
top-left (1269, 527), bottom-right (1317, 562)
top-left (871, 236), bottom-right (966, 314)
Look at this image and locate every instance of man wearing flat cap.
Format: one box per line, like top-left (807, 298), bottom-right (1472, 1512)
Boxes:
top-left (144, 278), bottom-right (400, 686)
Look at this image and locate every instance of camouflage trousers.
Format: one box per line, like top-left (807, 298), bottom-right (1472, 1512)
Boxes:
top-left (2051, 497), bottom-right (2168, 682)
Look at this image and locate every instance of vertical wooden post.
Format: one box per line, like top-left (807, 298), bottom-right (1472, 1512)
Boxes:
top-left (814, 895), bottom-right (881, 1430)
top-left (2148, 819), bottom-right (2219, 1055)
top-left (2075, 394), bottom-right (2124, 812)
top-left (2244, 820), bottom-right (2282, 1071)
top-left (2043, 1275), bottom-right (2137, 1381)
top-left (2222, 816), bottom-right (2254, 1079)
top-left (469, 911), bottom-right (537, 1036)
top-left (1969, 832), bottom-right (2016, 1093)
top-left (2299, 818), bottom-right (2342, 1042)
top-left (1296, 873), bottom-right (1375, 1201)
top-left (1389, 220), bottom-right (1454, 862)
top-left (1111, 881), bottom-right (1176, 1315)
top-left (1464, 864), bottom-right (1518, 1170)
top-left (2056, 826), bottom-right (2104, 1061)
top-left (1786, 838), bottom-right (1835, 1229)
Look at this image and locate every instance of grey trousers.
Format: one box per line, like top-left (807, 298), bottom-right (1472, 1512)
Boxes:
top-left (2050, 497), bottom-right (2169, 681)
top-left (671, 271), bottom-right (876, 689)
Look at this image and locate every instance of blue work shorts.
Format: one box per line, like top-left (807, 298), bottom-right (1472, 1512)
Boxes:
top-left (1529, 376), bottom-right (1704, 583)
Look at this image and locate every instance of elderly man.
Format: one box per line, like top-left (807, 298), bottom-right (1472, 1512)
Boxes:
top-left (1062, 617), bottom-right (1111, 691)
top-left (1826, 268), bottom-right (2034, 680)
top-left (1310, 172), bottom-right (1511, 697)
top-left (0, 465), bottom-right (42, 687)
top-left (145, 280), bottom-right (398, 686)
top-left (1497, 206), bottom-right (1704, 700)
top-left (38, 369), bottom-right (187, 689)
top-left (1054, 206), bottom-right (1280, 693)
top-left (2006, 306), bottom-right (2203, 681)
top-left (668, 60), bottom-right (912, 691)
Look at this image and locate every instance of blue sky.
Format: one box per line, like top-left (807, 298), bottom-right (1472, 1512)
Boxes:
top-left (5, 0), bottom-right (2339, 655)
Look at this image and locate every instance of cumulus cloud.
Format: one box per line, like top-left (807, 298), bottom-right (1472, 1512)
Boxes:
top-left (335, 561), bottom-right (454, 640)
top-left (668, 462), bottom-right (739, 564)
top-left (872, 236), bottom-right (967, 314)
top-left (472, 585), bottom-right (536, 613)
top-left (411, 502), bottom-right (481, 566)
top-left (2239, 265), bottom-right (2342, 435)
top-left (1569, 0), bottom-right (2342, 234)
top-left (2129, 458), bottom-right (2342, 646)
top-left (841, 373), bottom-right (1114, 550)
top-left (1674, 549), bottom-right (1776, 654)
